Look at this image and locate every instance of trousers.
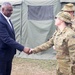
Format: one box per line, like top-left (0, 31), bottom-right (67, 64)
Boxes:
top-left (0, 59), bottom-right (12, 75)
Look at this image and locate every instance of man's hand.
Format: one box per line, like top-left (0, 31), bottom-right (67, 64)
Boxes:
top-left (23, 47), bottom-right (30, 54)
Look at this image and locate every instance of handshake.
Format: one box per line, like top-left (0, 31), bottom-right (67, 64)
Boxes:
top-left (23, 47), bottom-right (33, 55)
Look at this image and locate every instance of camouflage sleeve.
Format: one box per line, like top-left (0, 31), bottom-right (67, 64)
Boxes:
top-left (68, 34), bottom-right (75, 63)
top-left (32, 35), bottom-right (54, 53)
top-left (68, 34), bottom-right (75, 74)
top-left (71, 25), bottom-right (75, 32)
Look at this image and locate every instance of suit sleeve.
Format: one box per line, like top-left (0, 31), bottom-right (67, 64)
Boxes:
top-left (0, 23), bottom-right (24, 51)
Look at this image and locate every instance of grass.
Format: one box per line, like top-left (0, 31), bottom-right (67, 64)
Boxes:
top-left (12, 57), bottom-right (57, 75)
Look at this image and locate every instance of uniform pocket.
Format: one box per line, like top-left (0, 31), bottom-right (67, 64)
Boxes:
top-left (71, 64), bottom-right (75, 74)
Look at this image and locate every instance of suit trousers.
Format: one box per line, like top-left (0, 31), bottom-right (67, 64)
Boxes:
top-left (0, 59), bottom-right (12, 75)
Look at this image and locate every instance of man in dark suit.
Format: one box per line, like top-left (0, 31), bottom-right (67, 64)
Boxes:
top-left (0, 2), bottom-right (30, 75)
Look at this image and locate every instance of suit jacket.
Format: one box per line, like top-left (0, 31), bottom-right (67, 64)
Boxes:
top-left (0, 13), bottom-right (24, 61)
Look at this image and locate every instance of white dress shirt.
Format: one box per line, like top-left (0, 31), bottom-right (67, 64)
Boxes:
top-left (1, 12), bottom-right (12, 28)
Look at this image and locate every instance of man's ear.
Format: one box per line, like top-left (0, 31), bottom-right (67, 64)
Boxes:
top-left (2, 8), bottom-right (4, 12)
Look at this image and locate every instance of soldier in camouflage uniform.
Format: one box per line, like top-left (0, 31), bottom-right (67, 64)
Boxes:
top-left (61, 3), bottom-right (75, 25)
top-left (30, 12), bottom-right (75, 75)
top-left (53, 3), bottom-right (75, 49)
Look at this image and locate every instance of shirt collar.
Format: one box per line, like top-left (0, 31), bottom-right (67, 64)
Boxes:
top-left (1, 12), bottom-right (10, 20)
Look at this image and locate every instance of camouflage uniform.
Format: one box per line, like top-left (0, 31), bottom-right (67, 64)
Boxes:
top-left (71, 17), bottom-right (75, 32)
top-left (71, 17), bottom-right (75, 31)
top-left (71, 16), bottom-right (75, 25)
top-left (32, 27), bottom-right (75, 75)
top-left (32, 12), bottom-right (75, 75)
top-left (61, 3), bottom-right (75, 30)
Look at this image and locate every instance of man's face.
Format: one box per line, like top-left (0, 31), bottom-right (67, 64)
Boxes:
top-left (65, 11), bottom-right (74, 16)
top-left (2, 5), bottom-right (13, 17)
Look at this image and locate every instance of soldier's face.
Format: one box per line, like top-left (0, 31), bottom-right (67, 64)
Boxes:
top-left (55, 18), bottom-right (63, 26)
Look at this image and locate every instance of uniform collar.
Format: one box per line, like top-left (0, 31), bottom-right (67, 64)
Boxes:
top-left (57, 27), bottom-right (70, 35)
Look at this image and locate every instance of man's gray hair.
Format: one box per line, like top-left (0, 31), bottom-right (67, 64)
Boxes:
top-left (1, 2), bottom-right (12, 11)
top-left (1, 2), bottom-right (12, 8)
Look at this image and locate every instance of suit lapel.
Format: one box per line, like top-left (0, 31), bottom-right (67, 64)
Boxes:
top-left (0, 13), bottom-right (15, 36)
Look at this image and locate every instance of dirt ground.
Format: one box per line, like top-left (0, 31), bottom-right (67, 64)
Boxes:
top-left (11, 57), bottom-right (56, 75)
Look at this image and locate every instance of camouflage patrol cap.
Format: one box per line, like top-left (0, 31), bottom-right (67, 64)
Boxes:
top-left (56, 11), bottom-right (71, 23)
top-left (61, 3), bottom-right (75, 11)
